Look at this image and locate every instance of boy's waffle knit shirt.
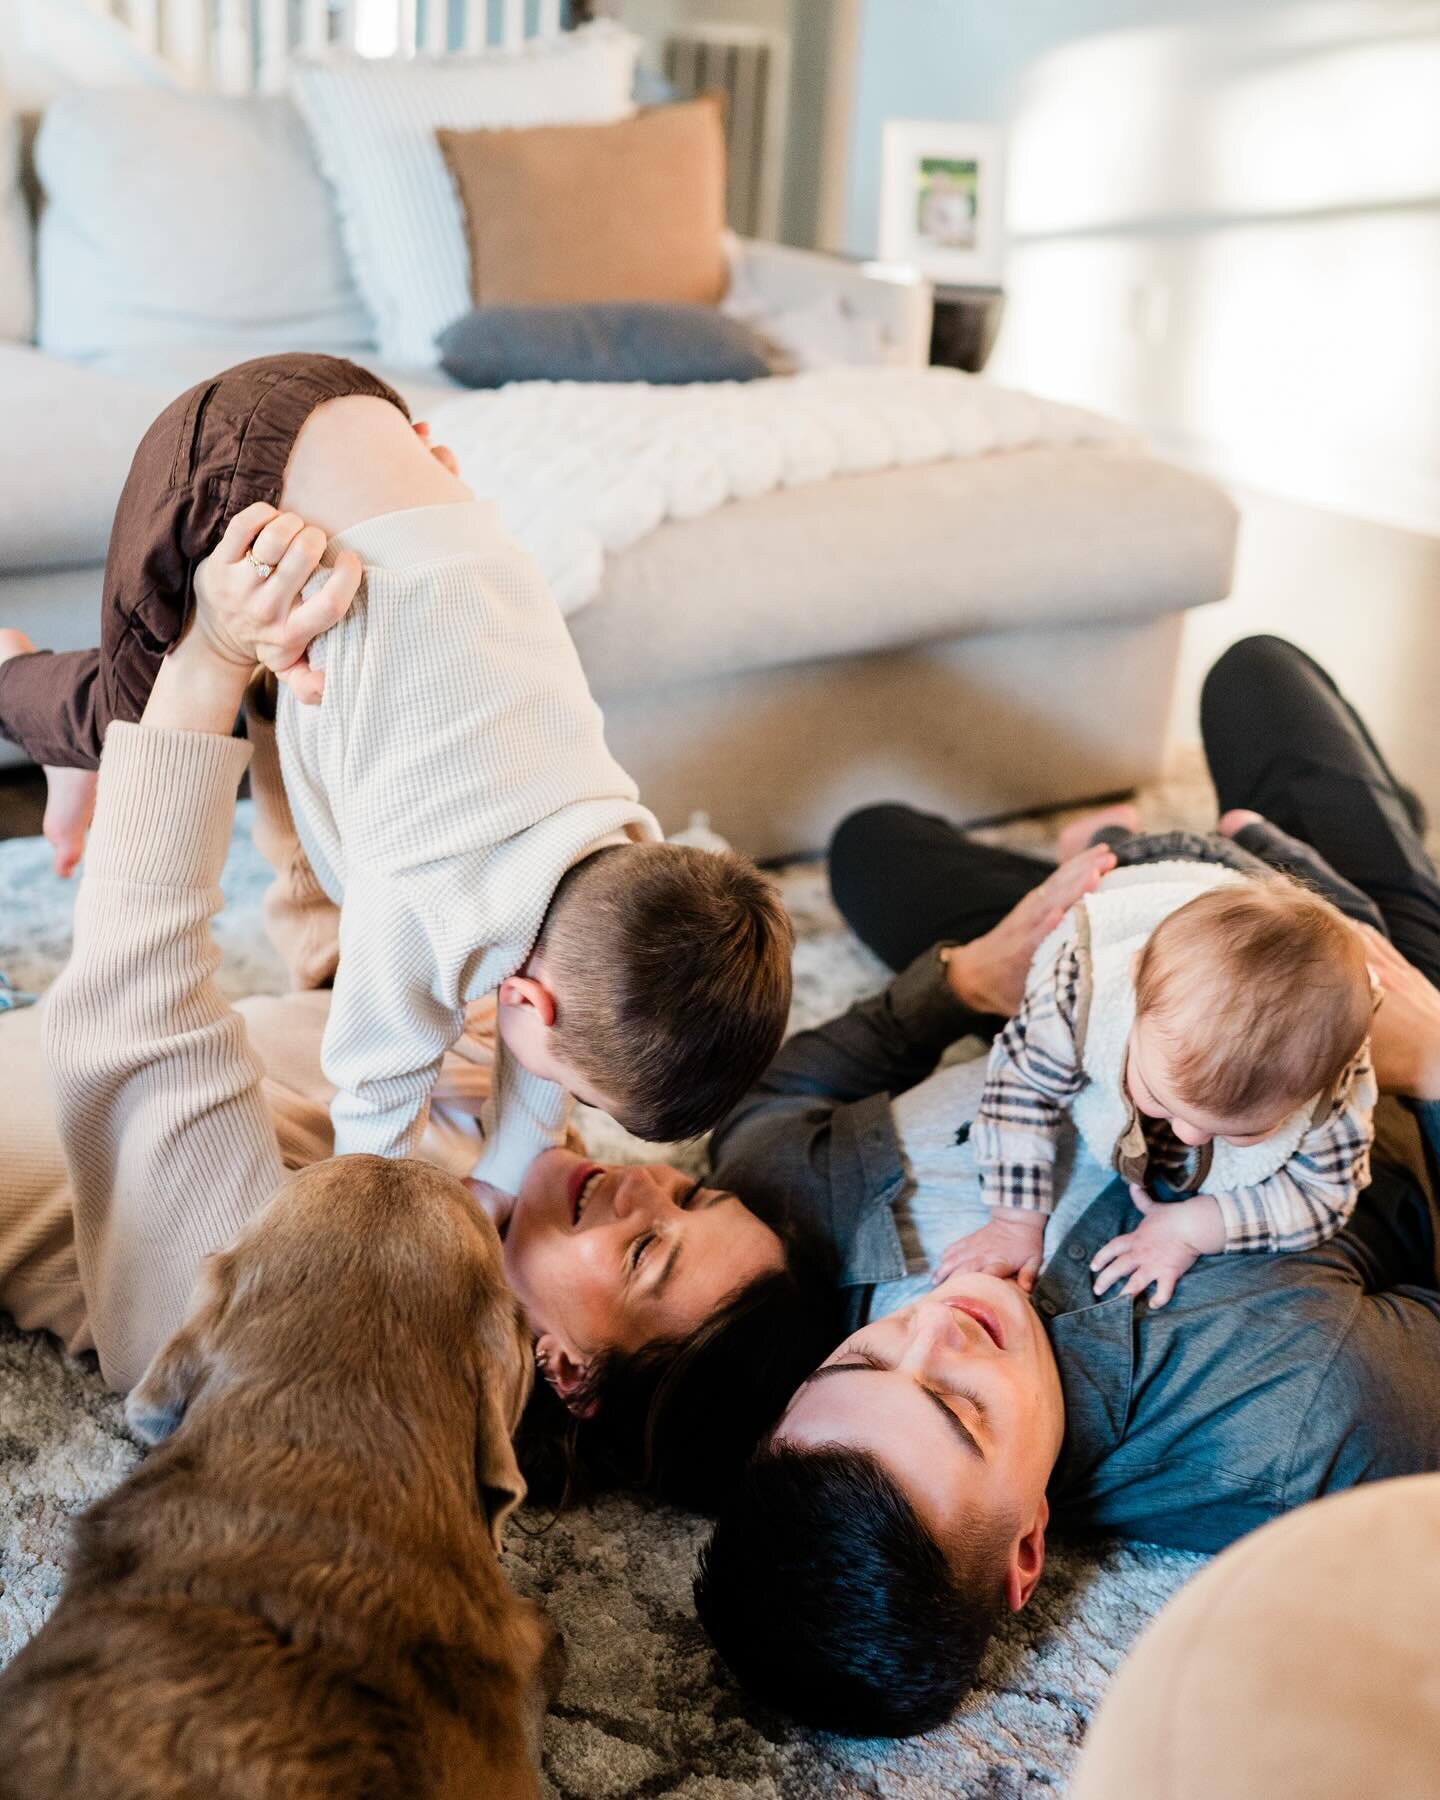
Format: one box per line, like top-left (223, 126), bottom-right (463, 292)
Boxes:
top-left (277, 501), bottom-right (658, 1188)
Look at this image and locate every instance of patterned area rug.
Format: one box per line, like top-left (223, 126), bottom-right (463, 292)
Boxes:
top-left (0, 759), bottom-right (1221, 1798)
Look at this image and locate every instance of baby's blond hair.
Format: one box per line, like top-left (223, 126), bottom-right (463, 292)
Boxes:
top-left (1133, 879), bottom-right (1372, 1119)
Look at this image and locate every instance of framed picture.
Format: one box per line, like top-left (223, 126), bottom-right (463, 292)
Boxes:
top-left (879, 120), bottom-right (1005, 287)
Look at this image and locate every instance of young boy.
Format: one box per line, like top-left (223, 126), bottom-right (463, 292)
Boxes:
top-left (946, 808), bottom-right (1378, 1307)
top-left (0, 355), bottom-right (793, 1189)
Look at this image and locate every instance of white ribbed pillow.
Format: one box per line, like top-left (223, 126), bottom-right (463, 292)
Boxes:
top-left (291, 22), bottom-right (639, 369)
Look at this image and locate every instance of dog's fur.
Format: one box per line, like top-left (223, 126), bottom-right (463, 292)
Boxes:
top-left (0, 1155), bottom-right (563, 1800)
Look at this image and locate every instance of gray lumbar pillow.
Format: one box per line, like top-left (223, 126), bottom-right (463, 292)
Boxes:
top-left (437, 301), bottom-right (773, 387)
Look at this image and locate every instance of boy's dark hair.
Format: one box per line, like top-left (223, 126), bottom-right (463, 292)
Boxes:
top-left (537, 844), bottom-right (794, 1143)
top-left (694, 1445), bottom-right (1009, 1737)
top-left (514, 1216), bottom-right (843, 1512)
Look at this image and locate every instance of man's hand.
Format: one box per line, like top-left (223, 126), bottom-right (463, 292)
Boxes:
top-left (466, 1177), bottom-right (514, 1234)
top-left (1090, 1189), bottom-right (1224, 1308)
top-left (191, 502), bottom-right (362, 704)
top-left (1353, 923), bottom-right (1440, 1102)
top-left (933, 1208), bottom-right (1046, 1292)
top-left (945, 843), bottom-right (1116, 1018)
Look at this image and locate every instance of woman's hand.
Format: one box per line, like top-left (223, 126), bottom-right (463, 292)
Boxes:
top-left (944, 843), bottom-right (1116, 1018)
top-left (1354, 923), bottom-right (1440, 1102)
top-left (191, 502), bottom-right (362, 704)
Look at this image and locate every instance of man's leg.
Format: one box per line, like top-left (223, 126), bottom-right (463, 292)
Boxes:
top-left (829, 803), bottom-right (1053, 970)
top-left (1201, 636), bottom-right (1440, 986)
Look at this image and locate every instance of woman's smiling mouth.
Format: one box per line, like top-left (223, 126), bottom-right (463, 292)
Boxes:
top-left (568, 1162), bottom-right (604, 1226)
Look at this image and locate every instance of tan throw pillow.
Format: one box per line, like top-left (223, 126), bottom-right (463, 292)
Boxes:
top-left (438, 96), bottom-right (728, 309)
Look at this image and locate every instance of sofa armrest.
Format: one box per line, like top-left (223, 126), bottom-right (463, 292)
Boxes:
top-left (728, 237), bottom-right (934, 369)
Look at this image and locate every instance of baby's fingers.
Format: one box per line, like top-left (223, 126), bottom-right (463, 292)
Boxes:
top-left (1092, 1245), bottom-right (1139, 1296)
top-left (1122, 1266), bottom-right (1157, 1299)
top-left (1147, 1268), bottom-right (1178, 1308)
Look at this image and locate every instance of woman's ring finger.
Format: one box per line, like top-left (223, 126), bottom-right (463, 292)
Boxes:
top-left (246, 551), bottom-right (274, 580)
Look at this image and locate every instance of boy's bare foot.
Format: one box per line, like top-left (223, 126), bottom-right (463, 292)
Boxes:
top-left (44, 765), bottom-right (98, 878)
top-left (0, 628), bottom-right (99, 875)
top-left (1217, 808), bottom-right (1265, 839)
top-left (1057, 802), bottom-right (1140, 862)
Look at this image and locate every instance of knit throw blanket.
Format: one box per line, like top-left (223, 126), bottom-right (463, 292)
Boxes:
top-left (428, 367), bottom-right (1140, 615)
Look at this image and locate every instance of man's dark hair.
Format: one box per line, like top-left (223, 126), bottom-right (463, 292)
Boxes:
top-left (694, 1445), bottom-right (1009, 1737)
top-left (536, 843), bottom-right (794, 1144)
top-left (514, 1217), bottom-right (843, 1511)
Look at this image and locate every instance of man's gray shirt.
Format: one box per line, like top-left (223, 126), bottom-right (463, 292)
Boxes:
top-left (711, 948), bottom-right (1440, 1555)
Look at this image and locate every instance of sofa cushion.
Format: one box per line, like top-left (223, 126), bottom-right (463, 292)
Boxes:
top-left (437, 96), bottom-right (728, 308)
top-left (438, 302), bottom-right (771, 388)
top-left (34, 88), bottom-right (372, 360)
top-left (290, 22), bottom-right (639, 369)
top-left (568, 449), bottom-right (1238, 693)
top-left (0, 76), bottom-right (32, 342)
top-left (0, 346), bottom-right (458, 570)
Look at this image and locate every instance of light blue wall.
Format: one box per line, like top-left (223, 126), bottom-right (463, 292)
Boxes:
top-left (845, 0), bottom-right (1277, 255)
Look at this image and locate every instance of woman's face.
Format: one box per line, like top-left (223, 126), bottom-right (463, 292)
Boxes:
top-left (501, 1148), bottom-right (785, 1374)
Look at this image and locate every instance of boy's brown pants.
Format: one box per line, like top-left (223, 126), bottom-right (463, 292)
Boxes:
top-left (0, 353), bottom-right (407, 770)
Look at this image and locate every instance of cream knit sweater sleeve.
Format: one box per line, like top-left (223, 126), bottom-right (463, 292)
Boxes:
top-left (41, 723), bottom-right (286, 1393)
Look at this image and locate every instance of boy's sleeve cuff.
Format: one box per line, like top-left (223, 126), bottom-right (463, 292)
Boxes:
top-left (90, 722), bottom-right (252, 888)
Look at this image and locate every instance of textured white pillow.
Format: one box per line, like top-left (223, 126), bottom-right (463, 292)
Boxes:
top-left (35, 87), bottom-right (373, 360)
top-left (0, 75), bottom-right (34, 341)
top-left (291, 22), bottom-right (638, 368)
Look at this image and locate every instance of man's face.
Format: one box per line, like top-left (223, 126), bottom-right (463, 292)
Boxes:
top-left (775, 1273), bottom-right (1065, 1557)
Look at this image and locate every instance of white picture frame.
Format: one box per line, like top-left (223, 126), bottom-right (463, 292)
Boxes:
top-left (879, 119), bottom-right (1005, 287)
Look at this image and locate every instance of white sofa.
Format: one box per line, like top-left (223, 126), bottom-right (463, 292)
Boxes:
top-left (0, 80), bottom-right (1238, 859)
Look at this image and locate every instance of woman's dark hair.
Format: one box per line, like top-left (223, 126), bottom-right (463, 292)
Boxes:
top-left (514, 1214), bottom-right (844, 1513)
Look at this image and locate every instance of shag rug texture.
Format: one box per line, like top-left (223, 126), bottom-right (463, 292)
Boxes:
top-left (0, 758), bottom-right (1224, 1797)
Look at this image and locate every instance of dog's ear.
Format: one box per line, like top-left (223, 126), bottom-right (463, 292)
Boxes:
top-left (476, 1382), bottom-right (528, 1553)
top-left (124, 1252), bottom-right (234, 1446)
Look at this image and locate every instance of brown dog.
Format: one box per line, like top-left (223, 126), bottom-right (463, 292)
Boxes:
top-left (0, 1155), bottom-right (563, 1800)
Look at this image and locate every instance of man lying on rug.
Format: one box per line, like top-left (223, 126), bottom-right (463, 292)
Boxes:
top-left (695, 635), bottom-right (1440, 1737)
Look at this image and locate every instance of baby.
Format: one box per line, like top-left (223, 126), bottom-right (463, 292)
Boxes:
top-left (945, 811), bottom-right (1378, 1307)
top-left (0, 355), bottom-right (793, 1189)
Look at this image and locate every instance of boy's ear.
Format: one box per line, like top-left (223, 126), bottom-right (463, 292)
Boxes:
top-left (125, 1252), bottom-right (235, 1445)
top-left (498, 973), bottom-right (557, 1028)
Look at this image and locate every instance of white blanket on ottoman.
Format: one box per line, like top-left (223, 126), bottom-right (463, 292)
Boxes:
top-left (429, 367), bottom-right (1140, 616)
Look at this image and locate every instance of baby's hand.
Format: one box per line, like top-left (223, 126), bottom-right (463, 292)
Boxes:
top-left (192, 502), bottom-right (362, 704)
top-left (933, 1209), bottom-right (1045, 1292)
top-left (1090, 1188), bottom-right (1223, 1308)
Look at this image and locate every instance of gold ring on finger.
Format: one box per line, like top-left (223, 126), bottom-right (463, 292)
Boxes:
top-left (246, 551), bottom-right (274, 580)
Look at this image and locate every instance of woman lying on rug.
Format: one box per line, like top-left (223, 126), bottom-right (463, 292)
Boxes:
top-left (694, 634), bottom-right (1440, 1735)
top-left (0, 534), bottom-right (848, 1505)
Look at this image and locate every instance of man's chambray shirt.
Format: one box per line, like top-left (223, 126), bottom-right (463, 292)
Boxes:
top-left (711, 948), bottom-right (1440, 1555)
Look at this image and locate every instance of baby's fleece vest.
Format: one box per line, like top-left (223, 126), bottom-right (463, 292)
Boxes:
top-left (1044, 861), bottom-right (1317, 1193)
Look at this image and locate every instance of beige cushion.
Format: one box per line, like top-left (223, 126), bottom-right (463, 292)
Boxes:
top-left (437, 97), bottom-right (728, 307)
top-left (570, 448), bottom-right (1239, 693)
top-left (1071, 1476), bottom-right (1440, 1800)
